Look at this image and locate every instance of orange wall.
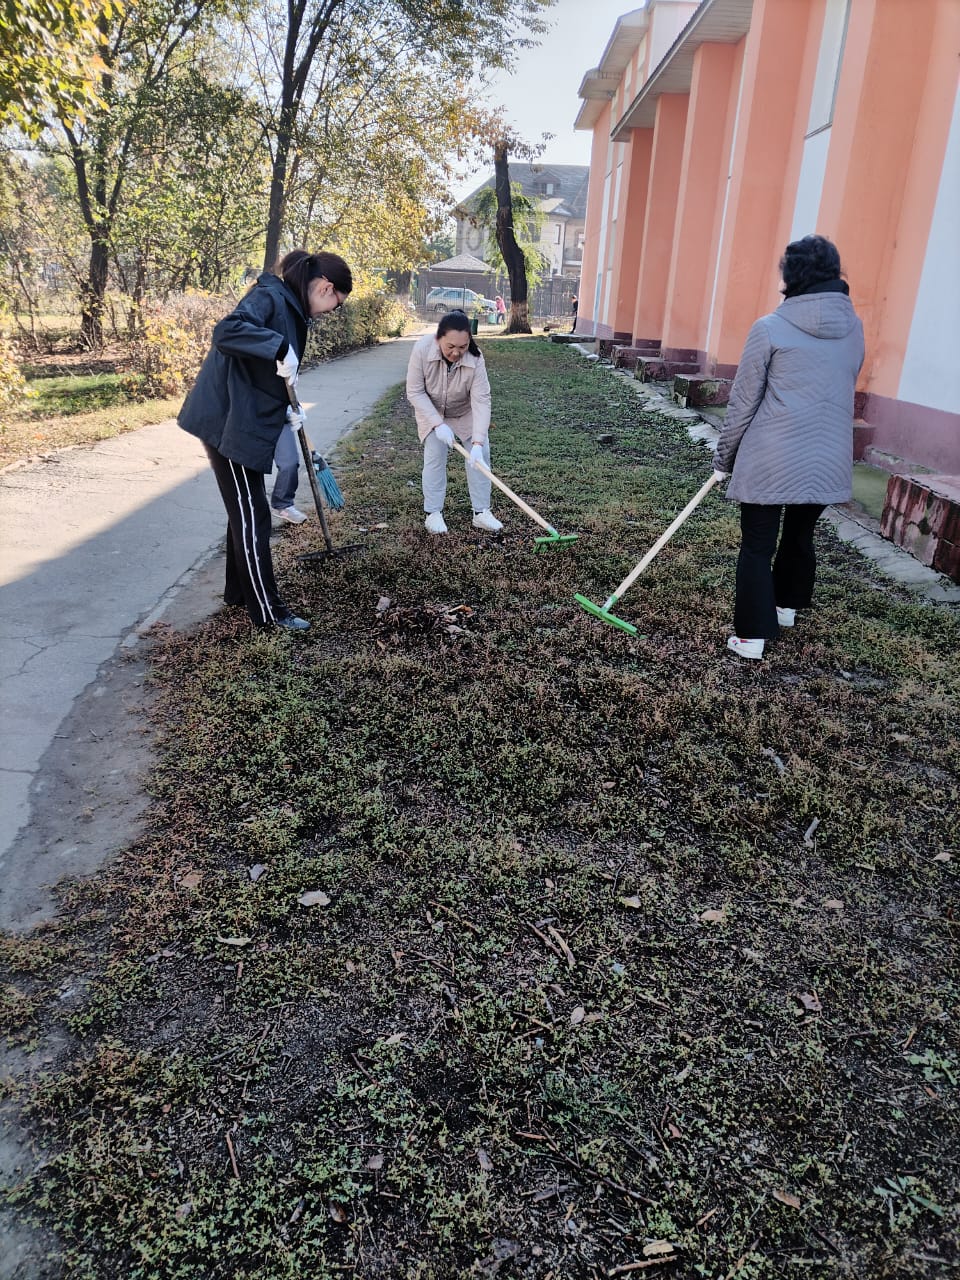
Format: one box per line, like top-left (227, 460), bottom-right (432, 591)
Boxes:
top-left (632, 93), bottom-right (689, 341)
top-left (612, 129), bottom-right (653, 338)
top-left (662, 41), bottom-right (738, 354)
top-left (819, 0), bottom-right (958, 398)
top-left (709, 0), bottom-right (818, 367)
top-left (578, 101), bottom-right (612, 335)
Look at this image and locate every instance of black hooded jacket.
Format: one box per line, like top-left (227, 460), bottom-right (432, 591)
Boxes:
top-left (178, 273), bottom-right (308, 472)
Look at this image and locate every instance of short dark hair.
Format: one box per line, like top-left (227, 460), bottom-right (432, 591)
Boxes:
top-left (780, 235), bottom-right (843, 297)
top-left (276, 249), bottom-right (353, 313)
top-left (436, 309), bottom-right (480, 357)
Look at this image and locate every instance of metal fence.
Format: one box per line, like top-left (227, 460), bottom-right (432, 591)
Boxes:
top-left (412, 273), bottom-right (579, 322)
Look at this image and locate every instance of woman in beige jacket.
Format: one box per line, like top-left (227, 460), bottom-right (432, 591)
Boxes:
top-left (405, 311), bottom-right (503, 534)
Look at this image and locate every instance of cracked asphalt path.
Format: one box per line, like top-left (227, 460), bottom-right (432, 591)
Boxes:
top-left (0, 336), bottom-right (419, 933)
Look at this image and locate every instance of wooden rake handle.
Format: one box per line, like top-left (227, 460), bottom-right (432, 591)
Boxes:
top-left (611, 472), bottom-right (721, 602)
top-left (449, 438), bottom-right (556, 535)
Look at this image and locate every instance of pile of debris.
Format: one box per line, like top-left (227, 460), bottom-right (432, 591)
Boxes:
top-left (373, 596), bottom-right (474, 647)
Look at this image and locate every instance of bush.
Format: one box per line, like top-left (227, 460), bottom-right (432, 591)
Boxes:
top-left (122, 287), bottom-right (410, 401)
top-left (305, 292), bottom-right (411, 363)
top-left (121, 293), bottom-right (224, 399)
top-left (0, 326), bottom-right (31, 412)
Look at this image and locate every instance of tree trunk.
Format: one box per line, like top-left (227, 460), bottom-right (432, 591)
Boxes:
top-left (262, 134), bottom-right (290, 271)
top-left (80, 232), bottom-right (109, 349)
top-left (128, 251), bottom-right (147, 337)
top-left (493, 142), bottom-right (531, 335)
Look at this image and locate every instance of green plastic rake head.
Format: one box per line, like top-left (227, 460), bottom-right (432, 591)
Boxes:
top-left (573, 593), bottom-right (638, 636)
top-left (574, 472), bottom-right (723, 639)
top-left (535, 530), bottom-right (579, 550)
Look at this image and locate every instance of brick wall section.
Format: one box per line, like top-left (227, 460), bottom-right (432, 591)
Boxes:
top-left (673, 375), bottom-right (732, 407)
top-left (880, 473), bottom-right (960, 582)
top-left (635, 356), bottom-right (699, 381)
top-left (613, 346), bottom-right (644, 370)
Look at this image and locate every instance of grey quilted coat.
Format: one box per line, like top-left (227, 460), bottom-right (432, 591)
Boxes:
top-left (713, 291), bottom-right (864, 504)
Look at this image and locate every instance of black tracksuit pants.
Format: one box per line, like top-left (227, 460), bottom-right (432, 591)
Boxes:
top-left (204, 443), bottom-right (288, 627)
top-left (735, 503), bottom-right (826, 639)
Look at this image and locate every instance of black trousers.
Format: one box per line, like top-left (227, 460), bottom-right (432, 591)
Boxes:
top-left (735, 503), bottom-right (826, 639)
top-left (204, 443), bottom-right (288, 626)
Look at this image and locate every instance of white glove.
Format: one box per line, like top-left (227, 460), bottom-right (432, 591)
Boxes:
top-left (276, 349), bottom-right (299, 382)
top-left (434, 423), bottom-right (455, 447)
top-left (469, 444), bottom-right (485, 469)
top-left (286, 404), bottom-right (305, 431)
top-left (712, 468), bottom-right (731, 481)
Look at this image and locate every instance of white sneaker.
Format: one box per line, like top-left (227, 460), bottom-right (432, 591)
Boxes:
top-left (776, 607), bottom-right (796, 627)
top-left (276, 505), bottom-right (307, 525)
top-left (727, 636), bottom-right (765, 660)
top-left (424, 511), bottom-right (448, 534)
top-left (472, 509), bottom-right (503, 533)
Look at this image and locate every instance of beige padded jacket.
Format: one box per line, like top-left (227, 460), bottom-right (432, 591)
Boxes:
top-left (405, 333), bottom-right (491, 445)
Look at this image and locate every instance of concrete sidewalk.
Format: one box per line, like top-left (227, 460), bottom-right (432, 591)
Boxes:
top-left (0, 335), bottom-right (419, 930)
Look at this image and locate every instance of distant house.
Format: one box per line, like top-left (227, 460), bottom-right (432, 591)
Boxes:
top-left (416, 253), bottom-right (497, 301)
top-left (454, 164), bottom-right (590, 278)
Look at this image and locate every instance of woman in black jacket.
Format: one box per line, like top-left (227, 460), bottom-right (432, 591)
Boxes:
top-left (179, 249), bottom-right (352, 630)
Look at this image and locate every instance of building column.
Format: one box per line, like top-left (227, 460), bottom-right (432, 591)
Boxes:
top-left (577, 101), bottom-right (613, 338)
top-left (661, 42), bottom-right (738, 365)
top-left (706, 0), bottom-right (818, 373)
top-left (608, 128), bottom-right (653, 343)
top-left (631, 93), bottom-right (689, 345)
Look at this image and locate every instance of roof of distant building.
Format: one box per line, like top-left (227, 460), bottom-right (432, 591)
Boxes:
top-left (459, 164), bottom-right (590, 221)
top-left (429, 253), bottom-right (493, 272)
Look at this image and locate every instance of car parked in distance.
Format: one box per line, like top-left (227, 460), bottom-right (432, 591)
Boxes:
top-left (425, 286), bottom-right (498, 317)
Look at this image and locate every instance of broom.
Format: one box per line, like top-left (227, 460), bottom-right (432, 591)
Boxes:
top-left (284, 378), bottom-right (344, 510)
top-left (283, 378), bottom-right (362, 564)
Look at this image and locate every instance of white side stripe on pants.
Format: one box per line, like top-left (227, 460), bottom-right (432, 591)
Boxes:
top-left (228, 458), bottom-right (275, 623)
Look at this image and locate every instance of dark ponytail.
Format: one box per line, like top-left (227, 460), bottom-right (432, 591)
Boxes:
top-left (276, 249), bottom-right (353, 313)
top-left (436, 309), bottom-right (480, 357)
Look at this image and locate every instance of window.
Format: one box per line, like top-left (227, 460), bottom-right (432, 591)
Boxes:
top-left (806, 0), bottom-right (851, 136)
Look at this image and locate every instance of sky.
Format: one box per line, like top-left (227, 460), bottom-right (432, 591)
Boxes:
top-left (450, 0), bottom-right (637, 203)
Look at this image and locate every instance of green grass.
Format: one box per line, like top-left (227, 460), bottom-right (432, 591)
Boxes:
top-left (1, 337), bottom-right (958, 1278)
top-left (0, 375), bottom-right (181, 468)
top-left (23, 371), bottom-right (129, 416)
top-left (851, 463), bottom-right (893, 522)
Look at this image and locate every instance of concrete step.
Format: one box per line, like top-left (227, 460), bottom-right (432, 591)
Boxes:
top-left (672, 374), bottom-right (732, 408)
top-left (612, 346), bottom-right (650, 370)
top-left (635, 357), bottom-right (699, 382)
top-left (880, 472), bottom-right (960, 583)
top-left (861, 443), bottom-right (934, 475)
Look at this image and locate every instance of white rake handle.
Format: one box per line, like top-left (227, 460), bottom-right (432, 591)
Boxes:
top-left (450, 438), bottom-right (556, 535)
top-left (609, 472), bottom-right (721, 604)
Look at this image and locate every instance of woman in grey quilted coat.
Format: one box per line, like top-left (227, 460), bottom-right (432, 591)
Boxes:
top-left (713, 236), bottom-right (864, 660)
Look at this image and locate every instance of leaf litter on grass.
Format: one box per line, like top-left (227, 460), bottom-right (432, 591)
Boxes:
top-left (1, 338), bottom-right (958, 1279)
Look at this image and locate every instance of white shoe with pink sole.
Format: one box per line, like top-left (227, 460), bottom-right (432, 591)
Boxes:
top-left (727, 636), bottom-right (765, 660)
